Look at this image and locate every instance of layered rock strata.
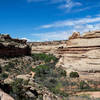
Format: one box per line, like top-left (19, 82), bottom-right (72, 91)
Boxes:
top-left (28, 40), bottom-right (67, 56)
top-left (56, 31), bottom-right (100, 74)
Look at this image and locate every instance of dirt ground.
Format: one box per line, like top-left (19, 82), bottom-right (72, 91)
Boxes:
top-left (76, 91), bottom-right (100, 98)
top-left (74, 72), bottom-right (100, 99)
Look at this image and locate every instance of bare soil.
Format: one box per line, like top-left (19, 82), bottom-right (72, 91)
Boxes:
top-left (76, 91), bottom-right (100, 98)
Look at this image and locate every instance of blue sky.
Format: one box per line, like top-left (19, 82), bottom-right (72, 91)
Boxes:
top-left (0, 0), bottom-right (100, 41)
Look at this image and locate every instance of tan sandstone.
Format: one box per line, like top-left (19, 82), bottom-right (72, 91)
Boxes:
top-left (56, 30), bottom-right (100, 79)
top-left (0, 89), bottom-right (14, 100)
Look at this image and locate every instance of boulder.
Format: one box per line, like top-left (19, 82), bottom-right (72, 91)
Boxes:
top-left (4, 78), bottom-right (14, 84)
top-left (0, 89), bottom-right (14, 100)
top-left (16, 74), bottom-right (31, 81)
top-left (26, 91), bottom-right (35, 98)
top-left (69, 32), bottom-right (80, 40)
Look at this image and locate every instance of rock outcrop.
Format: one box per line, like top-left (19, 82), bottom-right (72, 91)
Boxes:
top-left (28, 30), bottom-right (100, 74)
top-left (28, 40), bottom-right (67, 57)
top-left (56, 30), bottom-right (100, 75)
top-left (0, 34), bottom-right (31, 57)
top-left (0, 89), bottom-right (14, 100)
top-left (69, 32), bottom-right (80, 40)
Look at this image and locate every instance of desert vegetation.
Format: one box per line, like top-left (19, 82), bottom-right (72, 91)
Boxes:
top-left (0, 53), bottom-right (100, 100)
top-left (30, 53), bottom-right (100, 100)
top-left (70, 71), bottom-right (79, 78)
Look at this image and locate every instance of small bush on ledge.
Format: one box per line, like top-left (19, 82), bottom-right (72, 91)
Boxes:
top-left (70, 71), bottom-right (79, 78)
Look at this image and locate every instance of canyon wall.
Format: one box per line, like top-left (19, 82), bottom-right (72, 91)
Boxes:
top-left (0, 34), bottom-right (31, 57)
top-left (56, 31), bottom-right (100, 75)
top-left (0, 89), bottom-right (14, 100)
top-left (28, 40), bottom-right (67, 56)
top-left (28, 30), bottom-right (100, 77)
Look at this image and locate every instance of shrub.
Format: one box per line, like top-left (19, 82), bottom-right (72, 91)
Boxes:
top-left (31, 54), bottom-right (68, 98)
top-left (8, 62), bottom-right (15, 68)
top-left (4, 62), bottom-right (15, 71)
top-left (57, 67), bottom-right (66, 77)
top-left (10, 79), bottom-right (28, 100)
top-left (1, 73), bottom-right (8, 79)
top-left (44, 78), bottom-right (58, 89)
top-left (4, 65), bottom-right (10, 71)
top-left (70, 71), bottom-right (79, 78)
top-left (80, 81), bottom-right (90, 90)
top-left (11, 79), bottom-right (23, 95)
top-left (31, 53), bottom-right (57, 63)
top-left (32, 65), bottom-right (50, 77)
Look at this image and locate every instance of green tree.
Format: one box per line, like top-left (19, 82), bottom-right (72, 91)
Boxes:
top-left (70, 72), bottom-right (79, 78)
top-left (1, 73), bottom-right (8, 79)
top-left (80, 81), bottom-right (90, 89)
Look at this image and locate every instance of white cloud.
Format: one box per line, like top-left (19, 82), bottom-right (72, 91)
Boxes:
top-left (27, 0), bottom-right (82, 12)
top-left (59, 0), bottom-right (82, 12)
top-left (32, 15), bottom-right (100, 41)
top-left (39, 16), bottom-right (100, 29)
top-left (30, 22), bottom-right (100, 42)
top-left (30, 27), bottom-right (94, 41)
top-left (40, 24), bottom-right (53, 29)
top-left (27, 0), bottom-right (46, 3)
top-left (72, 23), bottom-right (100, 34)
top-left (31, 31), bottom-right (72, 41)
top-left (73, 7), bottom-right (91, 13)
top-left (27, 0), bottom-right (100, 13)
top-left (86, 25), bottom-right (94, 29)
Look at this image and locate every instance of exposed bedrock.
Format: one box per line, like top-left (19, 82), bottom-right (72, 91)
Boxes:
top-left (28, 40), bottom-right (67, 57)
top-left (56, 30), bottom-right (100, 73)
top-left (0, 34), bottom-right (31, 57)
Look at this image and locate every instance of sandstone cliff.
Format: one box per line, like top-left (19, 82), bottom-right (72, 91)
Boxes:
top-left (56, 30), bottom-right (100, 79)
top-left (0, 89), bottom-right (14, 100)
top-left (28, 40), bottom-right (67, 56)
top-left (0, 34), bottom-right (31, 57)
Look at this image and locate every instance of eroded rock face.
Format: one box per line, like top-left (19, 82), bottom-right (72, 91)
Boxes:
top-left (0, 89), bottom-right (14, 100)
top-left (56, 30), bottom-right (100, 75)
top-left (16, 74), bottom-right (31, 81)
top-left (69, 32), bottom-right (80, 40)
top-left (0, 34), bottom-right (31, 57)
top-left (28, 40), bottom-right (67, 57)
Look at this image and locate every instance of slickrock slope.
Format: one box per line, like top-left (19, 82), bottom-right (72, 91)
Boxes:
top-left (0, 89), bottom-right (14, 100)
top-left (28, 40), bottom-right (67, 56)
top-left (56, 31), bottom-right (100, 76)
top-left (0, 34), bottom-right (31, 57)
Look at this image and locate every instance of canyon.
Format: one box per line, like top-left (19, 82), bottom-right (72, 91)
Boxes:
top-left (28, 40), bottom-right (67, 57)
top-left (29, 30), bottom-right (100, 80)
top-left (1, 31), bottom-right (100, 100)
